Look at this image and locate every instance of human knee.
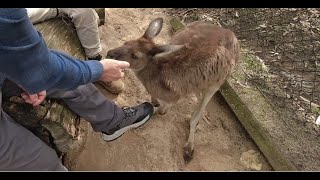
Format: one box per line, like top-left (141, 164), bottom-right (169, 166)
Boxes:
top-left (67, 8), bottom-right (99, 26)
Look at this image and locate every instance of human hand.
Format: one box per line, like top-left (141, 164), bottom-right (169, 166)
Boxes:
top-left (99, 59), bottom-right (130, 82)
top-left (21, 90), bottom-right (47, 107)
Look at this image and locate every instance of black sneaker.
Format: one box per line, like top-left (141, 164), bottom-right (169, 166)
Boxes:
top-left (102, 102), bottom-right (154, 141)
top-left (88, 54), bottom-right (102, 61)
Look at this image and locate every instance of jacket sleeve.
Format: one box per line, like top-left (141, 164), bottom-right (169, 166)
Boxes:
top-left (0, 8), bottom-right (103, 94)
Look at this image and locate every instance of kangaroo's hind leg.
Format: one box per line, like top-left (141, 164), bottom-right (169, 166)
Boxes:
top-left (183, 84), bottom-right (220, 162)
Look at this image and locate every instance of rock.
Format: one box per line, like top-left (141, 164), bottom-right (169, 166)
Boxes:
top-left (240, 150), bottom-right (263, 171)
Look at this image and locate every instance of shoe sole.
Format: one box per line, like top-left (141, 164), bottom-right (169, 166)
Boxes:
top-left (102, 114), bottom-right (151, 142)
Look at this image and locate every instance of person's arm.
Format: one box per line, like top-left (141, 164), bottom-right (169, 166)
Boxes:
top-left (0, 8), bottom-right (103, 94)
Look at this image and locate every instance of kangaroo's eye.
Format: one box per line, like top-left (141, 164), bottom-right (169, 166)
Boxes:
top-left (131, 51), bottom-right (143, 59)
top-left (131, 53), bottom-right (139, 59)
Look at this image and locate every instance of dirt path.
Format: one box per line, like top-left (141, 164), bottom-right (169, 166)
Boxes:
top-left (70, 8), bottom-right (272, 171)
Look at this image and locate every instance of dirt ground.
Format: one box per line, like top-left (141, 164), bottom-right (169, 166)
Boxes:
top-left (69, 8), bottom-right (272, 171)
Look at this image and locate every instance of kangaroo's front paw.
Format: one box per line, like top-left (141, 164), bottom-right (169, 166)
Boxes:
top-left (151, 99), bottom-right (160, 107)
top-left (158, 107), bottom-right (167, 115)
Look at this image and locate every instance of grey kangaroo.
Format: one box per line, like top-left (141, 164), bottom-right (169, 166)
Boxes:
top-left (107, 18), bottom-right (240, 162)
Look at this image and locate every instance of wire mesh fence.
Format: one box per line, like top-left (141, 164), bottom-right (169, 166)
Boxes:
top-left (168, 8), bottom-right (320, 132)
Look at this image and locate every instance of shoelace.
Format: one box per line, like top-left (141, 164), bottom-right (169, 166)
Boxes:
top-left (122, 106), bottom-right (137, 120)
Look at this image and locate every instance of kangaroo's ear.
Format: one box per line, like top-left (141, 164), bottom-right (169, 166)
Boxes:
top-left (143, 18), bottom-right (163, 40)
top-left (151, 44), bottom-right (184, 61)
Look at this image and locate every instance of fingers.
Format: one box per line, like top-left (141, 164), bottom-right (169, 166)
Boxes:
top-left (21, 92), bottom-right (29, 100)
top-left (112, 68), bottom-right (125, 79)
top-left (24, 98), bottom-right (34, 105)
top-left (32, 99), bottom-right (43, 106)
top-left (101, 58), bottom-right (130, 69)
top-left (116, 61), bottom-right (130, 69)
top-left (21, 91), bottom-right (46, 107)
top-left (33, 91), bottom-right (46, 106)
top-left (99, 59), bottom-right (129, 82)
top-left (38, 90), bottom-right (46, 97)
top-left (120, 70), bottom-right (125, 78)
top-left (21, 93), bottom-right (38, 105)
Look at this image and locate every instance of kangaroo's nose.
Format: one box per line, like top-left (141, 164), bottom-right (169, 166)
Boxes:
top-left (106, 51), bottom-right (116, 59)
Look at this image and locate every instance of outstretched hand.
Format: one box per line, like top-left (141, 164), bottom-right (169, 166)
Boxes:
top-left (99, 59), bottom-right (130, 82)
